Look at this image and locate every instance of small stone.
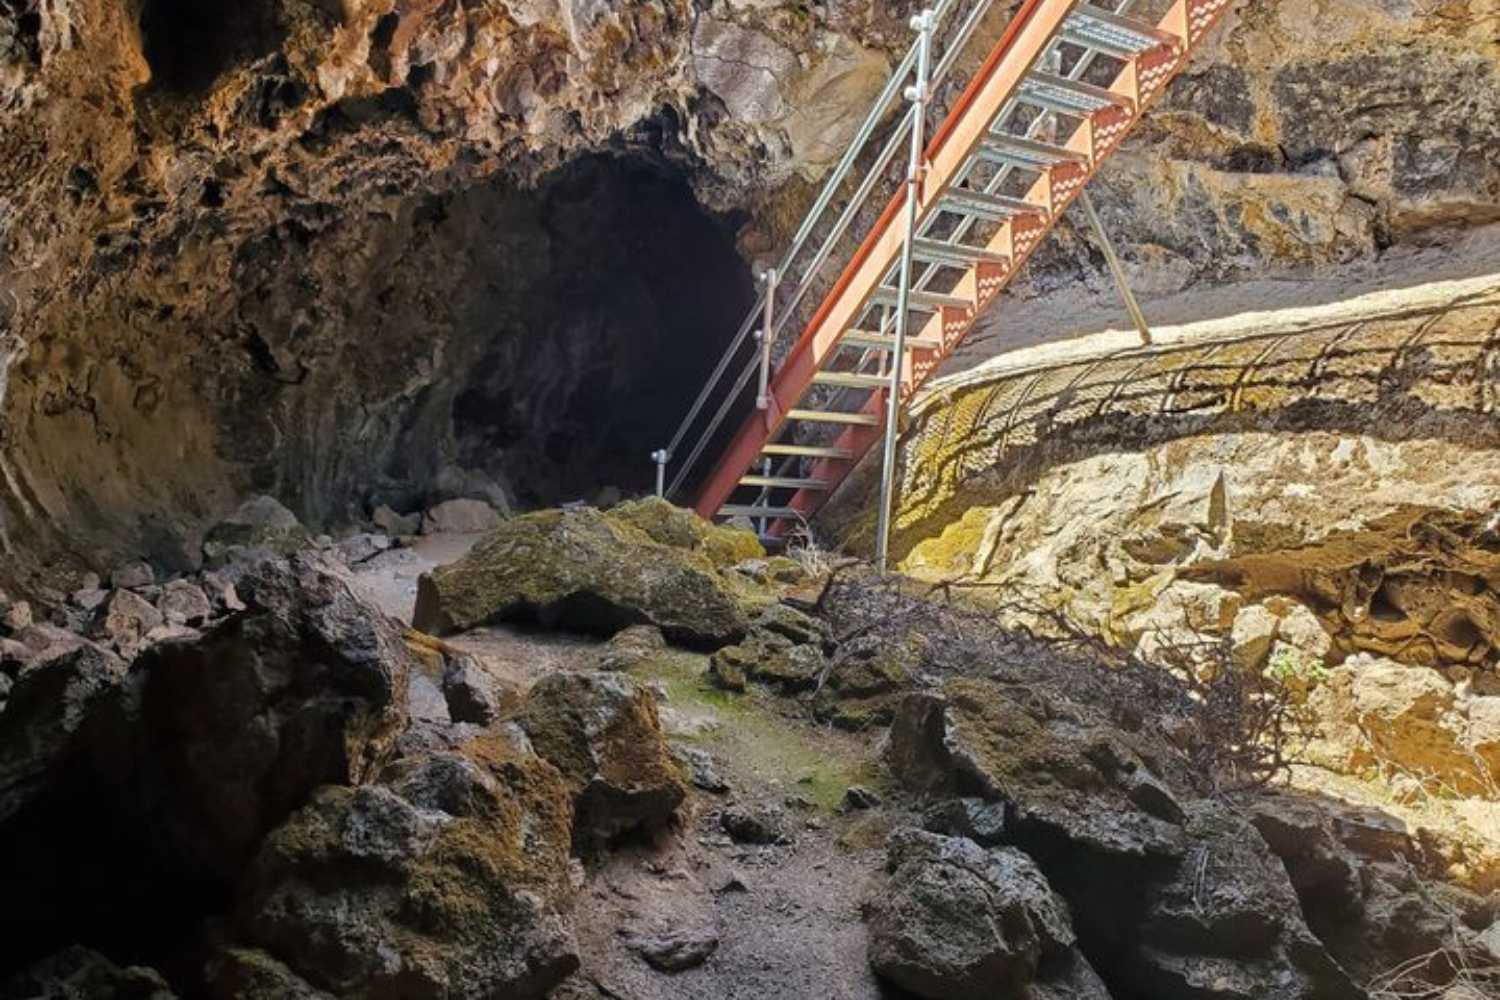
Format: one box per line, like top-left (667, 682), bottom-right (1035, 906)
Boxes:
top-left (624, 926), bottom-right (719, 972)
top-left (200, 571), bottom-right (246, 613)
top-left (421, 498), bottom-right (502, 535)
top-left (110, 561), bottom-right (155, 590)
top-left (720, 804), bottom-right (788, 845)
top-left (334, 532), bottom-right (393, 565)
top-left (1276, 602), bottom-right (1333, 660)
top-left (2, 600), bottom-right (33, 632)
top-left (441, 654), bottom-right (507, 726)
top-left (158, 580), bottom-right (212, 626)
top-left (841, 786), bottom-right (882, 811)
top-left (708, 647), bottom-right (748, 692)
top-left (598, 624), bottom-right (667, 671)
top-left (71, 588), bottom-right (109, 612)
top-left (1230, 604), bottom-right (1278, 672)
top-left (672, 744), bottom-right (729, 793)
top-left (96, 590), bottom-right (165, 659)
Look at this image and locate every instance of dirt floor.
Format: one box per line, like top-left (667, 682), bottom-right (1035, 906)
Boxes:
top-left (352, 538), bottom-right (907, 1000)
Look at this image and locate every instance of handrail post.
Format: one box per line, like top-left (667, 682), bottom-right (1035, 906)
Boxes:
top-left (756, 268), bottom-right (778, 410)
top-left (875, 8), bottom-right (935, 575)
top-left (651, 449), bottom-right (670, 498)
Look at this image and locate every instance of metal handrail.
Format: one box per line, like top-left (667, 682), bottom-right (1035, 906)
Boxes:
top-left (659, 0), bottom-right (1001, 499)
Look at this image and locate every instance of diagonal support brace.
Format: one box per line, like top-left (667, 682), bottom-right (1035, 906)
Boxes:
top-left (1079, 189), bottom-right (1152, 345)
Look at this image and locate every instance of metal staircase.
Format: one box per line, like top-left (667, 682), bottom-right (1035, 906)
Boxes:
top-left (654, 0), bottom-right (1233, 564)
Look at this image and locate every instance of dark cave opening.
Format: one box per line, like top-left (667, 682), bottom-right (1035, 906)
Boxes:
top-left (432, 155), bottom-right (756, 508)
top-left (138, 0), bottom-right (285, 96)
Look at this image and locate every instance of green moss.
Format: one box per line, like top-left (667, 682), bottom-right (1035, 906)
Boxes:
top-left (634, 650), bottom-right (878, 813)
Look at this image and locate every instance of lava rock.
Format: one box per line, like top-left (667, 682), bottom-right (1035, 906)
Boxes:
top-left (520, 670), bottom-right (686, 847)
top-left (71, 587), bottom-right (110, 612)
top-left (204, 947), bottom-right (334, 999)
top-left (157, 579), bottom-right (212, 626)
top-left (0, 642), bottom-right (127, 823)
top-left (128, 554), bottom-right (414, 878)
top-left (720, 803), bottom-right (788, 845)
top-left (239, 727), bottom-right (579, 999)
top-left (201, 495), bottom-right (308, 567)
top-left (1, 599), bottom-right (32, 632)
top-left (440, 652), bottom-right (510, 725)
top-left (597, 623), bottom-right (667, 671)
top-left (707, 644), bottom-right (750, 692)
top-left (372, 504), bottom-right (422, 537)
top-left (110, 560), bottom-right (156, 589)
top-left (867, 828), bottom-right (1099, 1000)
top-left (813, 632), bottom-right (923, 730)
top-left (422, 497), bottom-right (503, 535)
top-left (2, 945), bottom-right (177, 999)
top-left (414, 506), bottom-right (765, 645)
top-left (95, 588), bottom-right (166, 660)
top-left (624, 925), bottom-right (720, 972)
top-left (841, 785), bottom-right (882, 811)
top-left (606, 496), bottom-right (763, 567)
top-left (921, 797), bottom-right (1007, 846)
top-left (332, 531), bottom-right (393, 566)
top-left (672, 743), bottom-right (730, 793)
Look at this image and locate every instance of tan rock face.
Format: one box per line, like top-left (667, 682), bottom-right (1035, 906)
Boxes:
top-left (0, 0), bottom-right (1497, 578)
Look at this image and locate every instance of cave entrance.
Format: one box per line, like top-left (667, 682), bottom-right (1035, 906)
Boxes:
top-left (138, 0), bottom-right (285, 97)
top-left (440, 155), bottom-right (756, 508)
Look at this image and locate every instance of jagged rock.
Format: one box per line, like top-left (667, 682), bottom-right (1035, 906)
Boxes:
top-left (885, 678), bottom-right (1187, 859)
top-left (95, 589), bottom-right (165, 659)
top-left (921, 797), bottom-right (1007, 846)
top-left (239, 728), bottom-right (578, 999)
top-left (440, 652), bottom-right (511, 726)
top-left (1247, 794), bottom-right (1365, 931)
top-left (624, 924), bottom-right (720, 972)
top-left (519, 670), bottom-right (685, 847)
top-left (127, 554), bottom-right (413, 878)
top-left (372, 504), bottom-right (422, 538)
top-left (732, 556), bottom-right (806, 586)
top-left (606, 496), bottom-right (763, 568)
top-left (1, 599), bottom-right (32, 632)
top-left (421, 497), bottom-right (502, 535)
top-left (841, 786), bottom-right (881, 811)
top-left (597, 624), bottom-right (667, 671)
top-left (199, 571), bottom-right (246, 614)
top-left (1, 945), bottom-right (177, 999)
top-left (866, 828), bottom-right (1103, 1000)
top-left (720, 803), bottom-right (788, 845)
top-left (201, 496), bottom-right (308, 567)
top-left (671, 743), bottom-right (729, 793)
top-left (157, 579), bottom-right (212, 626)
top-left (0, 642), bottom-right (126, 824)
top-left (414, 507), bottom-right (762, 646)
top-left (204, 947), bottom-right (334, 999)
top-left (1230, 603), bottom-right (1280, 672)
top-left (813, 633), bottom-right (922, 729)
top-left (12, 623), bottom-right (86, 664)
top-left (110, 561), bottom-right (156, 590)
top-left (70, 587), bottom-right (109, 612)
top-left (333, 532), bottom-right (393, 566)
top-left (751, 603), bottom-right (827, 647)
top-left (707, 644), bottom-right (750, 692)
top-left (1136, 802), bottom-right (1363, 1000)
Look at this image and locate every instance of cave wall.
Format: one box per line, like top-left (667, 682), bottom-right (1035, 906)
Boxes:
top-left (0, 0), bottom-right (1498, 581)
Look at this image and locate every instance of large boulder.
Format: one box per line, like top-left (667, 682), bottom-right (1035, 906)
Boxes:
top-left (237, 726), bottom-right (578, 999)
top-left (128, 554), bottom-right (414, 877)
top-left (201, 495), bottom-right (310, 566)
top-left (885, 677), bottom-right (1188, 860)
top-left (412, 506), bottom-right (764, 646)
top-left (519, 670), bottom-right (686, 847)
top-left (0, 641), bottom-right (128, 824)
top-left (606, 496), bottom-right (764, 567)
top-left (1, 945), bottom-right (177, 999)
top-left (866, 828), bottom-right (1107, 1000)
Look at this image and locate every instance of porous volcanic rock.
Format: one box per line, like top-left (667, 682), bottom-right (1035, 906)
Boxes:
top-left (519, 669), bottom-right (686, 848)
top-left (413, 506), bottom-right (766, 646)
top-left (237, 726), bottom-right (579, 999)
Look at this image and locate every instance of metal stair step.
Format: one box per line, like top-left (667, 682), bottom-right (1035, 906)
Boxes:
top-left (761, 443), bottom-right (854, 460)
top-left (973, 133), bottom-right (1089, 171)
top-left (719, 504), bottom-right (802, 521)
top-left (910, 236), bottom-right (1012, 268)
top-left (842, 329), bottom-right (941, 352)
top-left (813, 370), bottom-right (891, 390)
top-left (1061, 8), bottom-right (1178, 58)
top-left (1018, 71), bottom-right (1133, 116)
top-left (738, 474), bottom-right (831, 490)
top-left (868, 286), bottom-right (972, 313)
top-left (936, 187), bottom-right (1044, 223)
top-left (786, 408), bottom-right (881, 426)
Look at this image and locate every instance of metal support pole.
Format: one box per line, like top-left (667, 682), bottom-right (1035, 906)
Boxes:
top-left (875, 8), bottom-right (934, 575)
top-left (755, 268), bottom-right (777, 409)
top-left (1079, 190), bottom-right (1152, 345)
top-left (651, 449), bottom-right (669, 497)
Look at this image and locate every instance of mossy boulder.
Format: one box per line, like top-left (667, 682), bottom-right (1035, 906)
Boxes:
top-left (412, 506), bottom-right (766, 646)
top-left (813, 633), bottom-right (922, 730)
top-left (519, 670), bottom-right (687, 847)
top-left (606, 496), bottom-right (764, 567)
top-left (238, 727), bottom-right (578, 999)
